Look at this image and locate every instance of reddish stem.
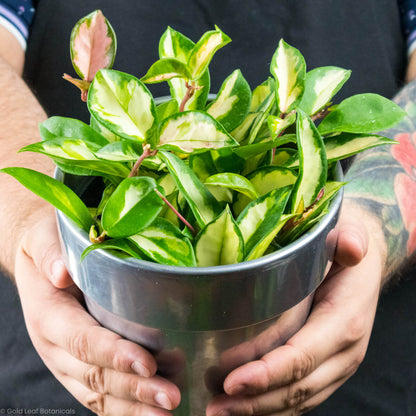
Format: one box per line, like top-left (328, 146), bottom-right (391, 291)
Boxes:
top-left (179, 82), bottom-right (195, 112)
top-left (154, 188), bottom-right (196, 234)
top-left (129, 144), bottom-right (158, 178)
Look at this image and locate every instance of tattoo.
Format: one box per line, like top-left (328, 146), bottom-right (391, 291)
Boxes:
top-left (344, 81), bottom-right (416, 277)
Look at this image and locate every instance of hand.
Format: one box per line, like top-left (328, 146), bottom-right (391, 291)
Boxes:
top-left (14, 215), bottom-right (181, 415)
top-left (206, 203), bottom-right (386, 415)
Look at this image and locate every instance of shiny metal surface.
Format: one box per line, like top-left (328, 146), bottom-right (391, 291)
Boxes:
top-left (55, 168), bottom-right (342, 416)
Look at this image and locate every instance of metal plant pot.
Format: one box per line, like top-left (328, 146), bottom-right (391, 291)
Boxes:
top-left (55, 166), bottom-right (342, 416)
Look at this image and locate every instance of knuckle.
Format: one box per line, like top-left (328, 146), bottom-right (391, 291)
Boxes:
top-left (85, 392), bottom-right (106, 415)
top-left (285, 384), bottom-right (312, 409)
top-left (291, 349), bottom-right (314, 382)
top-left (83, 365), bottom-right (106, 394)
top-left (68, 331), bottom-right (90, 363)
top-left (343, 315), bottom-right (367, 346)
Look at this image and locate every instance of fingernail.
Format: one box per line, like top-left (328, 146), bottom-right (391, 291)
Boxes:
top-left (214, 410), bottom-right (230, 416)
top-left (155, 392), bottom-right (172, 410)
top-left (131, 361), bottom-right (151, 377)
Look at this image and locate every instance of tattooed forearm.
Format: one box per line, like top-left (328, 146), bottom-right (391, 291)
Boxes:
top-left (343, 80), bottom-right (416, 280)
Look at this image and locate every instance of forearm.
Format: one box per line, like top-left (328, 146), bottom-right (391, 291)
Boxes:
top-left (343, 79), bottom-right (416, 286)
top-left (0, 56), bottom-right (53, 278)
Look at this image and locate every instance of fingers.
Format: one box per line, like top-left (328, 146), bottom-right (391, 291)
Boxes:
top-left (47, 345), bottom-right (179, 410)
top-left (15, 229), bottom-right (181, 414)
top-left (58, 376), bottom-right (175, 416)
top-left (20, 215), bottom-right (74, 288)
top-left (207, 346), bottom-right (361, 415)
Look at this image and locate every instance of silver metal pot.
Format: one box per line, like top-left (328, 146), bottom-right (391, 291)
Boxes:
top-left (55, 167), bottom-right (342, 416)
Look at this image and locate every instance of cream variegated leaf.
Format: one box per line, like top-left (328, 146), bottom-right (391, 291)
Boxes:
top-left (270, 39), bottom-right (306, 114)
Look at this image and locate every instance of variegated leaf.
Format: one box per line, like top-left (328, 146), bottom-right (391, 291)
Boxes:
top-left (101, 176), bottom-right (164, 237)
top-left (236, 186), bottom-right (292, 260)
top-left (1, 167), bottom-right (93, 231)
top-left (270, 39), bottom-right (306, 114)
top-left (267, 112), bottom-right (297, 138)
top-left (195, 206), bottom-right (244, 266)
top-left (233, 135), bottom-right (296, 160)
top-left (88, 69), bottom-right (157, 143)
top-left (129, 218), bottom-right (196, 267)
top-left (187, 26), bottom-right (231, 80)
top-left (289, 133), bottom-right (396, 167)
top-left (141, 58), bottom-right (192, 84)
top-left (318, 93), bottom-right (407, 135)
top-left (20, 138), bottom-right (131, 178)
top-left (291, 110), bottom-right (327, 212)
top-left (247, 92), bottom-right (275, 144)
top-left (81, 238), bottom-right (145, 262)
top-left (298, 66), bottom-right (351, 115)
top-left (158, 151), bottom-right (221, 228)
top-left (157, 111), bottom-right (238, 153)
top-left (206, 69), bottom-right (251, 131)
top-left (205, 172), bottom-right (258, 200)
top-left (159, 26), bottom-right (209, 110)
top-left (40, 117), bottom-right (109, 146)
top-left (70, 10), bottom-right (116, 81)
top-left (96, 141), bottom-right (141, 161)
top-left (233, 166), bottom-right (297, 215)
top-left (250, 78), bottom-right (275, 112)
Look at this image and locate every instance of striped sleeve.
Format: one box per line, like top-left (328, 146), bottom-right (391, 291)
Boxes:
top-left (0, 0), bottom-right (35, 50)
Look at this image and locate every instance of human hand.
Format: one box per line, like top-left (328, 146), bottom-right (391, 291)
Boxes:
top-left (14, 215), bottom-right (181, 415)
top-left (206, 203), bottom-right (386, 415)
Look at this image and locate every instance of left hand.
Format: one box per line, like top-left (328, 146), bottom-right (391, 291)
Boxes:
top-left (206, 204), bottom-right (385, 415)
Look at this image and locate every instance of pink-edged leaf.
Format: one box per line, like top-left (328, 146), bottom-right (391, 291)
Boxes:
top-left (70, 10), bottom-right (117, 81)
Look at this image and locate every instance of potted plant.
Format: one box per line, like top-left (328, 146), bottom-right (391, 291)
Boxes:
top-left (2, 10), bottom-right (405, 415)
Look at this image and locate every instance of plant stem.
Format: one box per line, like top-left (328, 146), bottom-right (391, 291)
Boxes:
top-left (154, 188), bottom-right (196, 234)
top-left (129, 144), bottom-right (158, 178)
top-left (179, 81), bottom-right (195, 112)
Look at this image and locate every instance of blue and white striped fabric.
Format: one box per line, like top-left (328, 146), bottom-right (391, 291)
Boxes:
top-left (0, 0), bottom-right (34, 50)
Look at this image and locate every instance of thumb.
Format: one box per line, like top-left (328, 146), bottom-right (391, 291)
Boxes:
top-left (333, 216), bottom-right (369, 268)
top-left (19, 215), bottom-right (74, 289)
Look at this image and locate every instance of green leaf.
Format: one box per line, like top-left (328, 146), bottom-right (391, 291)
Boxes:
top-left (298, 66), bottom-right (351, 115)
top-left (206, 69), bottom-right (252, 131)
top-left (159, 27), bottom-right (209, 110)
top-left (230, 112), bottom-right (259, 143)
top-left (156, 99), bottom-right (179, 121)
top-left (88, 69), bottom-right (157, 142)
top-left (233, 166), bottom-right (297, 215)
top-left (40, 117), bottom-right (109, 146)
top-left (237, 186), bottom-right (292, 260)
top-left (318, 93), bottom-right (407, 135)
top-left (70, 10), bottom-right (117, 81)
top-left (158, 151), bottom-right (221, 228)
top-left (1, 167), bottom-right (93, 231)
top-left (129, 218), bottom-right (196, 267)
top-left (205, 173), bottom-right (258, 200)
top-left (81, 238), bottom-right (145, 262)
top-left (270, 39), bottom-right (306, 114)
top-left (187, 26), bottom-right (231, 80)
top-left (101, 176), bottom-right (164, 237)
top-left (195, 206), bottom-right (244, 266)
top-left (291, 110), bottom-right (327, 212)
top-left (157, 111), bottom-right (238, 153)
top-left (20, 139), bottom-right (131, 178)
top-left (141, 58), bottom-right (192, 83)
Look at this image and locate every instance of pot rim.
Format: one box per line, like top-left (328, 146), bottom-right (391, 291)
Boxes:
top-left (55, 164), bottom-right (343, 277)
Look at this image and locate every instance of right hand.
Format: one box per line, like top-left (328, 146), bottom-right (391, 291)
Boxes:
top-left (14, 215), bottom-right (181, 415)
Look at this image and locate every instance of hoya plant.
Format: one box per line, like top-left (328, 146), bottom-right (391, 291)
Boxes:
top-left (2, 10), bottom-right (405, 267)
